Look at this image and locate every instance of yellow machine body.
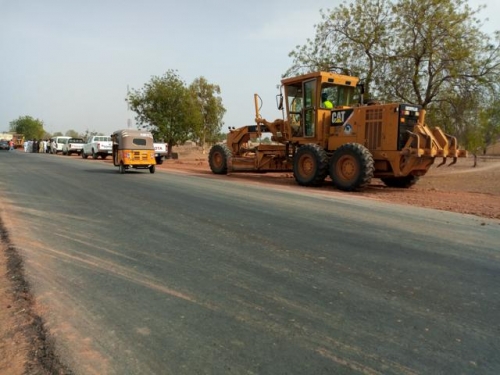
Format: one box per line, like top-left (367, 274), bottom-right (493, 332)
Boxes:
top-left (209, 71), bottom-right (466, 190)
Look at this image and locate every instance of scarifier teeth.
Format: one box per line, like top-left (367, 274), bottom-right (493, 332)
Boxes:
top-left (437, 157), bottom-right (447, 168)
top-left (448, 157), bottom-right (457, 167)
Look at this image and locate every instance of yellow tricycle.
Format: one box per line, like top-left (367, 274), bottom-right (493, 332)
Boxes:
top-left (111, 129), bottom-right (156, 174)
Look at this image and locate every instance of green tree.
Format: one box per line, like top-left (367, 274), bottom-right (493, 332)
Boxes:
top-left (425, 87), bottom-right (482, 165)
top-left (286, 0), bottom-right (500, 148)
top-left (65, 129), bottom-right (80, 138)
top-left (9, 116), bottom-right (45, 140)
top-left (82, 129), bottom-right (104, 141)
top-left (128, 70), bottom-right (202, 156)
top-left (286, 0), bottom-right (392, 101)
top-left (189, 77), bottom-right (226, 152)
top-left (478, 97), bottom-right (500, 153)
top-left (385, 0), bottom-right (499, 109)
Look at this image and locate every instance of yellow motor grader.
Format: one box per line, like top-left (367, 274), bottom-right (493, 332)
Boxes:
top-left (209, 71), bottom-right (467, 191)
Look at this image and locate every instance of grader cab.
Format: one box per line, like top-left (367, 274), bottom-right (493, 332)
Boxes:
top-left (209, 71), bottom-right (467, 191)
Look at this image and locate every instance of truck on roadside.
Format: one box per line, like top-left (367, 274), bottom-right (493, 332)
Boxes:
top-left (82, 135), bottom-right (113, 159)
top-left (50, 136), bottom-right (71, 154)
top-left (62, 138), bottom-right (85, 156)
top-left (153, 142), bottom-right (168, 164)
top-left (0, 133), bottom-right (25, 149)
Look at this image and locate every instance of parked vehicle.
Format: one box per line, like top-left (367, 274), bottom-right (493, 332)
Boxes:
top-left (12, 134), bottom-right (24, 149)
top-left (153, 142), bottom-right (168, 164)
top-left (0, 133), bottom-right (24, 149)
top-left (111, 129), bottom-right (156, 174)
top-left (62, 138), bottom-right (85, 155)
top-left (50, 136), bottom-right (71, 154)
top-left (82, 135), bottom-right (113, 159)
top-left (0, 140), bottom-right (9, 150)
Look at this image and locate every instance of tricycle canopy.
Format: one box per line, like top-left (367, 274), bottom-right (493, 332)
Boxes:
top-left (111, 129), bottom-right (154, 150)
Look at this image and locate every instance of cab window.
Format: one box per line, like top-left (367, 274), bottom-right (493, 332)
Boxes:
top-left (286, 84), bottom-right (303, 113)
top-left (285, 84), bottom-right (303, 136)
top-left (133, 138), bottom-right (147, 146)
top-left (320, 84), bottom-right (357, 107)
top-left (303, 79), bottom-right (316, 137)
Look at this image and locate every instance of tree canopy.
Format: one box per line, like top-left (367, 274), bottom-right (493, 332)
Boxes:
top-left (189, 77), bottom-right (226, 150)
top-left (128, 70), bottom-right (226, 156)
top-left (9, 116), bottom-right (45, 140)
top-left (286, 0), bottom-right (500, 151)
top-left (65, 129), bottom-right (81, 138)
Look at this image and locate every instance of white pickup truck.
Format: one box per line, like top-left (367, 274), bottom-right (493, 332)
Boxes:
top-left (62, 138), bottom-right (85, 156)
top-left (82, 136), bottom-right (113, 160)
top-left (154, 142), bottom-right (168, 164)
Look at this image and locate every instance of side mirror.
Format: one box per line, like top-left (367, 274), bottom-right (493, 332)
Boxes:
top-left (276, 94), bottom-right (283, 110)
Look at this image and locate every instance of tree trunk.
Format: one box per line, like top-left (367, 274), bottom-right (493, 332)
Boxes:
top-left (167, 141), bottom-right (174, 158)
top-left (202, 125), bottom-right (207, 154)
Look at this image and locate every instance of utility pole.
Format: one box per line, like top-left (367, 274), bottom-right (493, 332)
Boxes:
top-left (126, 85), bottom-right (132, 129)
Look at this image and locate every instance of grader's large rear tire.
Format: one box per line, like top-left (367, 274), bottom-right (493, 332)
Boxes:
top-left (209, 144), bottom-right (232, 174)
top-left (381, 175), bottom-right (420, 188)
top-left (329, 143), bottom-right (374, 191)
top-left (293, 144), bottom-right (329, 186)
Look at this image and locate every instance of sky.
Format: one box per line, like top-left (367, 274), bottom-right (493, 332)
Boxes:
top-left (1, 0), bottom-right (499, 136)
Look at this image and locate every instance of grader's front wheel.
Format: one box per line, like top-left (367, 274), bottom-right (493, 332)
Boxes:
top-left (293, 144), bottom-right (329, 186)
top-left (209, 144), bottom-right (232, 174)
top-left (330, 143), bottom-right (374, 191)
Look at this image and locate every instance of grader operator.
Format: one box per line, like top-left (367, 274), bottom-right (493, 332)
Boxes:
top-left (208, 71), bottom-right (467, 191)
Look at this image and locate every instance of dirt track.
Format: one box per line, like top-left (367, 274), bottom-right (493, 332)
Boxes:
top-left (157, 148), bottom-right (500, 220)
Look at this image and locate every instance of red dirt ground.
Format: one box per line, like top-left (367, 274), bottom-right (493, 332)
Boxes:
top-left (1, 146), bottom-right (499, 375)
top-left (160, 146), bottom-right (500, 220)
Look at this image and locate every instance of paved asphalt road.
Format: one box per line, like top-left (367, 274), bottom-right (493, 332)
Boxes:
top-left (0, 151), bottom-right (499, 375)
